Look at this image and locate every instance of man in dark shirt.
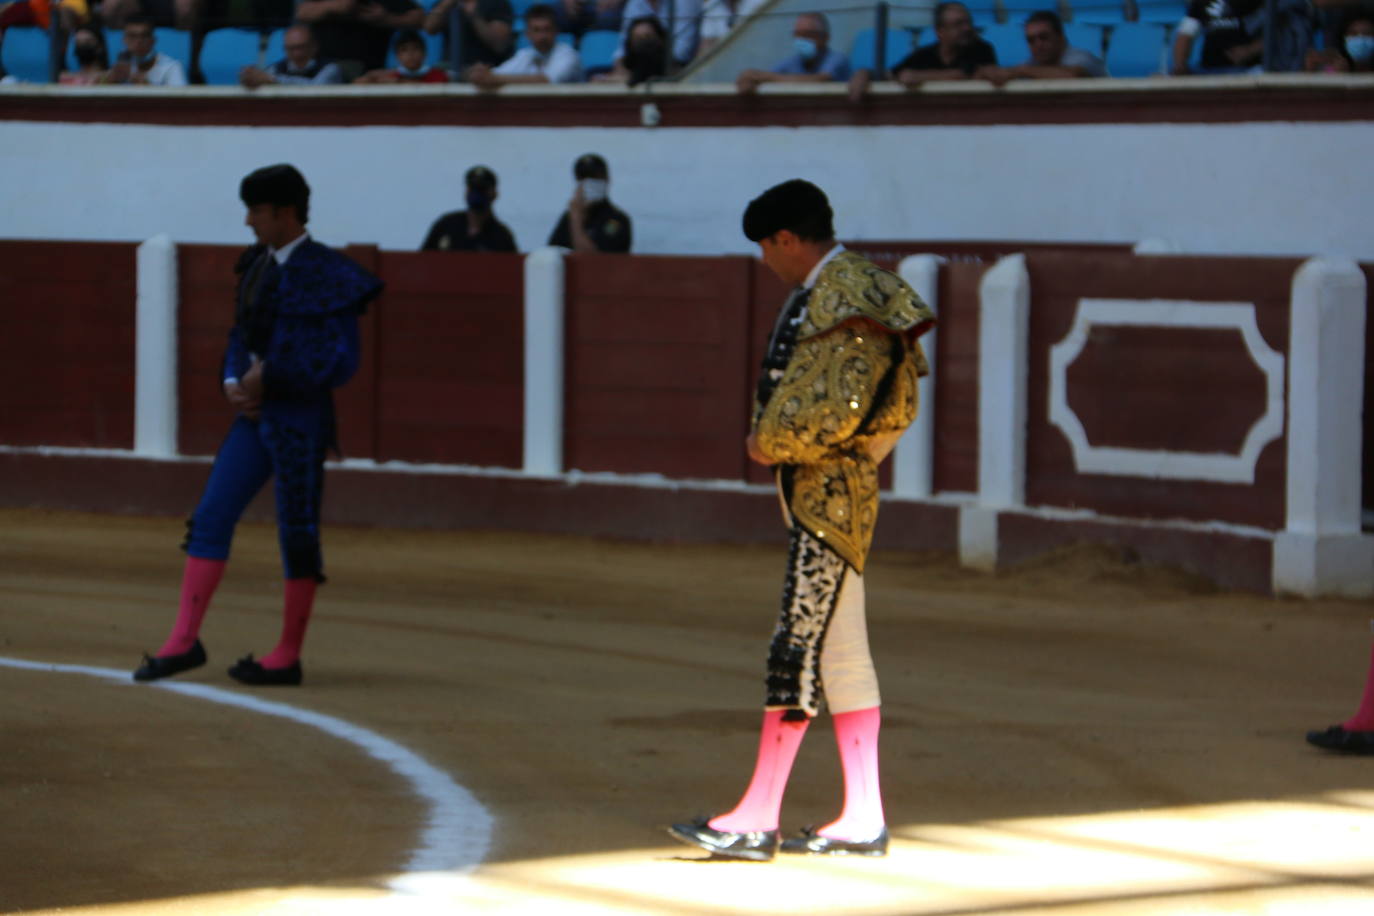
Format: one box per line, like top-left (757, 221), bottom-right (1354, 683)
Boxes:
top-left (547, 153), bottom-right (633, 253)
top-left (294, 0), bottom-right (424, 80)
top-left (848, 1), bottom-right (995, 98)
top-left (423, 0), bottom-right (514, 70)
top-left (420, 166), bottom-right (518, 252)
top-left (1171, 0), bottom-right (1266, 72)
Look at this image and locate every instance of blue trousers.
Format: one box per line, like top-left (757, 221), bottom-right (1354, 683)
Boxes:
top-left (184, 415), bottom-right (327, 580)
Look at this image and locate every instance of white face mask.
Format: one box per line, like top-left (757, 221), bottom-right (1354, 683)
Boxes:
top-left (580, 178), bottom-right (608, 203)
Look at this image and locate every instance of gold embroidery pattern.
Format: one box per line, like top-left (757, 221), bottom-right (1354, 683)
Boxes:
top-left (753, 252), bottom-right (935, 573)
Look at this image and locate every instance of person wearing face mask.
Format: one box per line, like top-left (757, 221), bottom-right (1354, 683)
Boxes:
top-left (59, 25), bottom-right (108, 84)
top-left (547, 153), bottom-right (633, 254)
top-left (596, 14), bottom-right (669, 83)
top-left (1307, 9), bottom-right (1374, 71)
top-left (356, 29), bottom-right (451, 81)
top-left (736, 12), bottom-right (851, 94)
top-left (104, 15), bottom-right (187, 86)
top-left (421, 166), bottom-right (518, 252)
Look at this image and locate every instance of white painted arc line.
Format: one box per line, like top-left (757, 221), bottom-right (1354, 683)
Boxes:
top-left (0, 656), bottom-right (493, 894)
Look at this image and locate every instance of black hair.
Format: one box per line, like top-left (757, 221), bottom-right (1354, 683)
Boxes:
top-left (573, 152), bottom-right (609, 179)
top-left (393, 29), bottom-right (426, 50)
top-left (240, 164), bottom-right (310, 224)
top-left (742, 179), bottom-right (835, 244)
top-left (123, 14), bottom-right (155, 32)
top-left (933, 1), bottom-right (969, 28)
top-left (524, 3), bottom-right (558, 25)
top-left (1024, 10), bottom-right (1064, 36)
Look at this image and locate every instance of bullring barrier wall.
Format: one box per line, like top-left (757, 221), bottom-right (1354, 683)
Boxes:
top-left (1, 239), bottom-right (1369, 596)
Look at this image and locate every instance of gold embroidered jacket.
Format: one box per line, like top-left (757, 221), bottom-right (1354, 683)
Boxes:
top-left (753, 250), bottom-right (936, 572)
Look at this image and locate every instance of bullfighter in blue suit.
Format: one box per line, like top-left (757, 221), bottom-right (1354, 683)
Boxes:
top-left (133, 164), bottom-right (382, 686)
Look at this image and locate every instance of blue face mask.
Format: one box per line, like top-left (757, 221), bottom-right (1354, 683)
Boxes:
top-left (793, 36), bottom-right (819, 59)
top-left (466, 188), bottom-right (492, 212)
top-left (1346, 34), bottom-right (1374, 63)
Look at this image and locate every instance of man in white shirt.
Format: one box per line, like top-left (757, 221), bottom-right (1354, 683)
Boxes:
top-left (105, 15), bottom-right (188, 85)
top-left (466, 3), bottom-right (584, 85)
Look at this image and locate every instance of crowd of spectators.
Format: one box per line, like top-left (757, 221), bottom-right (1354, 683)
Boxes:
top-left (3, 0), bottom-right (1373, 85)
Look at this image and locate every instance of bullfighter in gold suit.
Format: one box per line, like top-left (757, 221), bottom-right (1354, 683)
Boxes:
top-left (670, 180), bottom-right (935, 861)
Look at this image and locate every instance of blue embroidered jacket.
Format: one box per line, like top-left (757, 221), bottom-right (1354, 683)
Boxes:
top-left (224, 239), bottom-right (383, 448)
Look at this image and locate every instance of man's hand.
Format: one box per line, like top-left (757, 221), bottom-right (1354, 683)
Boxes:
top-left (736, 68), bottom-right (770, 93)
top-left (746, 431), bottom-right (770, 465)
top-left (466, 61), bottom-right (499, 87)
top-left (847, 67), bottom-right (871, 102)
top-left (974, 64), bottom-right (1013, 86)
top-left (568, 183), bottom-right (587, 223)
top-left (358, 1), bottom-right (388, 23)
top-left (239, 65), bottom-right (274, 88)
top-left (229, 358), bottom-right (265, 420)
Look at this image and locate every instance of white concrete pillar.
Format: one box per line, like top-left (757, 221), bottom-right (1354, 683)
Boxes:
top-left (522, 247), bottom-right (566, 476)
top-left (892, 254), bottom-right (942, 499)
top-left (1273, 257), bottom-right (1374, 597)
top-left (960, 253), bottom-right (1031, 572)
top-left (134, 234), bottom-right (178, 458)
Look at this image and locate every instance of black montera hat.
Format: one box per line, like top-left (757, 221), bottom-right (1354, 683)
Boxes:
top-left (742, 179), bottom-right (834, 243)
top-left (466, 165), bottom-right (498, 190)
top-left (240, 163), bottom-right (310, 210)
top-left (574, 153), bottom-right (609, 179)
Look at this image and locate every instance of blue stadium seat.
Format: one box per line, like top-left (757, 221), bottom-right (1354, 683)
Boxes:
top-left (969, 7), bottom-right (999, 26)
top-left (2, 26), bottom-right (54, 81)
top-left (263, 27), bottom-right (285, 65)
top-left (1070, 1), bottom-right (1127, 24)
top-left (980, 22), bottom-right (1026, 64)
top-left (155, 27), bottom-right (191, 70)
top-left (1105, 21), bottom-right (1167, 74)
top-left (509, 0), bottom-right (541, 17)
top-left (199, 28), bottom-right (263, 84)
top-left (1136, 0), bottom-right (1186, 24)
top-left (999, 0), bottom-right (1049, 22)
top-left (849, 26), bottom-right (915, 72)
top-left (578, 28), bottom-right (619, 76)
top-left (1065, 22), bottom-right (1104, 54)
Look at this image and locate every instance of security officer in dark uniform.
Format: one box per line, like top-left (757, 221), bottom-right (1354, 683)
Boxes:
top-left (547, 153), bottom-right (632, 253)
top-left (420, 165), bottom-right (519, 252)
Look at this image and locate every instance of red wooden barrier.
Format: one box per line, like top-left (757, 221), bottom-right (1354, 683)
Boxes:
top-left (0, 241), bottom-right (136, 448)
top-left (1025, 253), bottom-right (1298, 529)
top-left (177, 244), bottom-right (240, 456)
top-left (373, 251), bottom-right (523, 467)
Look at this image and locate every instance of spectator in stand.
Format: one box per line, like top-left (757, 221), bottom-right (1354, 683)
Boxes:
top-left (736, 12), bottom-right (850, 94)
top-left (548, 153), bottom-right (632, 253)
top-left (614, 0), bottom-right (701, 68)
top-left (240, 24), bottom-right (344, 87)
top-left (421, 165), bottom-right (518, 251)
top-left (423, 0), bottom-right (513, 73)
top-left (595, 13), bottom-right (669, 82)
top-left (104, 15), bottom-right (188, 85)
top-left (59, 25), bottom-right (108, 83)
top-left (1, 0), bottom-right (90, 79)
top-left (553, 0), bottom-right (623, 37)
top-left (1170, 0), bottom-right (1265, 72)
top-left (1305, 6), bottom-right (1373, 70)
top-left (295, 0), bottom-right (423, 82)
top-left (467, 3), bottom-right (583, 86)
top-left (848, 1), bottom-right (997, 99)
top-left (976, 10), bottom-right (1105, 83)
top-left (695, 0), bottom-right (765, 57)
top-left (355, 27), bottom-right (450, 80)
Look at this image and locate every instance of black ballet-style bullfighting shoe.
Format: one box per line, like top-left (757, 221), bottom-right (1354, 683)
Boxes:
top-left (132, 640), bottom-right (207, 682)
top-left (780, 825), bottom-right (890, 857)
top-left (227, 655), bottom-right (303, 686)
top-left (1306, 725), bottom-right (1374, 754)
top-left (667, 817), bottom-right (779, 861)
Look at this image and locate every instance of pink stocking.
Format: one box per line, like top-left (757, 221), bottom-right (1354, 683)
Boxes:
top-left (709, 710), bottom-right (810, 832)
top-left (818, 706), bottom-right (885, 841)
top-left (157, 557), bottom-right (226, 657)
top-left (1343, 641), bottom-right (1374, 731)
top-left (257, 578), bottom-right (316, 669)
